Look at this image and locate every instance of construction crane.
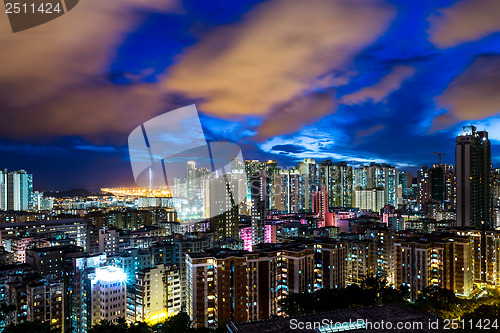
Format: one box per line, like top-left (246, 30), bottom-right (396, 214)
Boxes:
top-left (431, 152), bottom-right (445, 165)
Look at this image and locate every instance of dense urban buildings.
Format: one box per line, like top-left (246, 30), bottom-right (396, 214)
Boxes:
top-left (0, 127), bottom-right (498, 331)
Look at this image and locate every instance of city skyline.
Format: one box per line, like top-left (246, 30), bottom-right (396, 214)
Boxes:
top-left (4, 1), bottom-right (500, 332)
top-left (0, 137), bottom-right (497, 193)
top-left (2, 0), bottom-right (500, 189)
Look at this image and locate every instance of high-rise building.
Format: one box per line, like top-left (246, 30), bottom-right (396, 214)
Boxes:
top-left (99, 227), bottom-right (121, 256)
top-left (246, 245), bottom-right (315, 320)
top-left (84, 266), bottom-right (127, 325)
top-left (395, 233), bottom-right (473, 300)
top-left (206, 174), bottom-right (240, 241)
top-left (0, 169), bottom-right (7, 211)
top-left (186, 251), bottom-right (248, 329)
top-left (26, 279), bottom-right (64, 330)
top-left (250, 171), bottom-right (269, 248)
top-left (417, 163), bottom-right (455, 215)
top-left (493, 169), bottom-right (500, 228)
top-left (2, 170), bottom-right (33, 211)
top-left (345, 240), bottom-right (374, 285)
top-left (417, 165), bottom-right (444, 216)
top-left (0, 219), bottom-right (90, 250)
top-left (319, 161), bottom-right (353, 208)
top-left (455, 126), bottom-right (492, 228)
top-left (298, 159), bottom-right (318, 211)
top-left (493, 169), bottom-right (500, 205)
top-left (312, 187), bottom-right (329, 227)
top-left (442, 164), bottom-right (456, 211)
top-left (272, 169), bottom-right (302, 213)
top-left (354, 166), bottom-right (369, 190)
top-left (5, 275), bottom-right (64, 330)
top-left (484, 230), bottom-right (500, 287)
top-left (186, 241), bottom-right (333, 328)
top-left (367, 226), bottom-right (395, 285)
top-left (367, 163), bottom-right (398, 207)
top-left (70, 253), bottom-right (107, 333)
top-left (245, 160), bottom-right (277, 208)
top-left (312, 241), bottom-right (346, 291)
top-left (26, 245), bottom-right (83, 281)
top-left (353, 188), bottom-right (385, 212)
top-left (397, 171), bottom-right (411, 205)
top-left (131, 264), bottom-right (180, 324)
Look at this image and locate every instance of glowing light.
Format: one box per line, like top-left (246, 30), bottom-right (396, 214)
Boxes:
top-left (144, 311), bottom-right (170, 325)
top-left (95, 266), bottom-right (127, 283)
top-left (101, 187), bottom-right (171, 198)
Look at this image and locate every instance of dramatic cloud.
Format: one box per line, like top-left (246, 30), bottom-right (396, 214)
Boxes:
top-left (163, 0), bottom-right (395, 134)
top-left (260, 130), bottom-right (414, 167)
top-left (433, 55), bottom-right (500, 130)
top-left (0, 0), bottom-right (179, 140)
top-left (429, 0), bottom-right (500, 48)
top-left (271, 144), bottom-right (310, 154)
top-left (341, 66), bottom-right (416, 105)
top-left (257, 91), bottom-right (335, 139)
top-left (356, 124), bottom-right (385, 138)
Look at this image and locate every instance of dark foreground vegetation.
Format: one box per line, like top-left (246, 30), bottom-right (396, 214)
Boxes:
top-left (280, 275), bottom-right (500, 325)
top-left (3, 276), bottom-right (500, 332)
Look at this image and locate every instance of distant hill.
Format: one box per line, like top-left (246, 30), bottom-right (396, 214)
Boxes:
top-left (44, 188), bottom-right (102, 198)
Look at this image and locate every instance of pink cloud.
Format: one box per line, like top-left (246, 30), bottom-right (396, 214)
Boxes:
top-left (341, 66), bottom-right (416, 105)
top-left (429, 0), bottom-right (500, 48)
top-left (432, 55), bottom-right (500, 130)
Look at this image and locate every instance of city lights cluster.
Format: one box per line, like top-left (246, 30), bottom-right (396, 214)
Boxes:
top-left (101, 187), bottom-right (172, 198)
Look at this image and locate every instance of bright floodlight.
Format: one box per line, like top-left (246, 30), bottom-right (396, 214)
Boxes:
top-left (95, 266), bottom-right (127, 283)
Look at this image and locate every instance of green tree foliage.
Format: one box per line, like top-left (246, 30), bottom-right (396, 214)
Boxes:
top-left (151, 312), bottom-right (193, 333)
top-left (4, 320), bottom-right (59, 333)
top-left (279, 275), bottom-right (406, 316)
top-left (414, 285), bottom-right (466, 319)
top-left (463, 303), bottom-right (500, 321)
top-left (88, 312), bottom-right (216, 333)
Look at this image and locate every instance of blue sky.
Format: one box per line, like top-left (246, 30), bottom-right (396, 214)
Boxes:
top-left (1, 0), bottom-right (500, 190)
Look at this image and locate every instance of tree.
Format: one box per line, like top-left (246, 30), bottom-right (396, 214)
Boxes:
top-left (152, 312), bottom-right (193, 333)
top-left (89, 319), bottom-right (129, 333)
top-left (415, 286), bottom-right (463, 319)
top-left (279, 275), bottom-right (408, 316)
top-left (463, 303), bottom-right (500, 321)
top-left (4, 320), bottom-right (59, 333)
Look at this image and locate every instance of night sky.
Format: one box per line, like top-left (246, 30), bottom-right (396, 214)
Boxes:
top-left (1, 0), bottom-right (500, 191)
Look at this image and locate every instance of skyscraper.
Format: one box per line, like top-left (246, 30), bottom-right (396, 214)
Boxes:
top-left (0, 169), bottom-right (7, 211)
top-left (417, 165), bottom-right (444, 215)
top-left (456, 126), bottom-right (492, 228)
top-left (272, 169), bottom-right (302, 213)
top-left (319, 161), bottom-right (353, 208)
top-left (84, 266), bottom-right (127, 325)
top-left (397, 171), bottom-right (411, 205)
top-left (244, 160), bottom-right (277, 208)
top-left (206, 173), bottom-right (241, 240)
top-left (298, 158), bottom-right (318, 211)
top-left (6, 170), bottom-right (32, 211)
top-left (250, 171), bottom-right (268, 247)
top-left (367, 163), bottom-right (398, 207)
